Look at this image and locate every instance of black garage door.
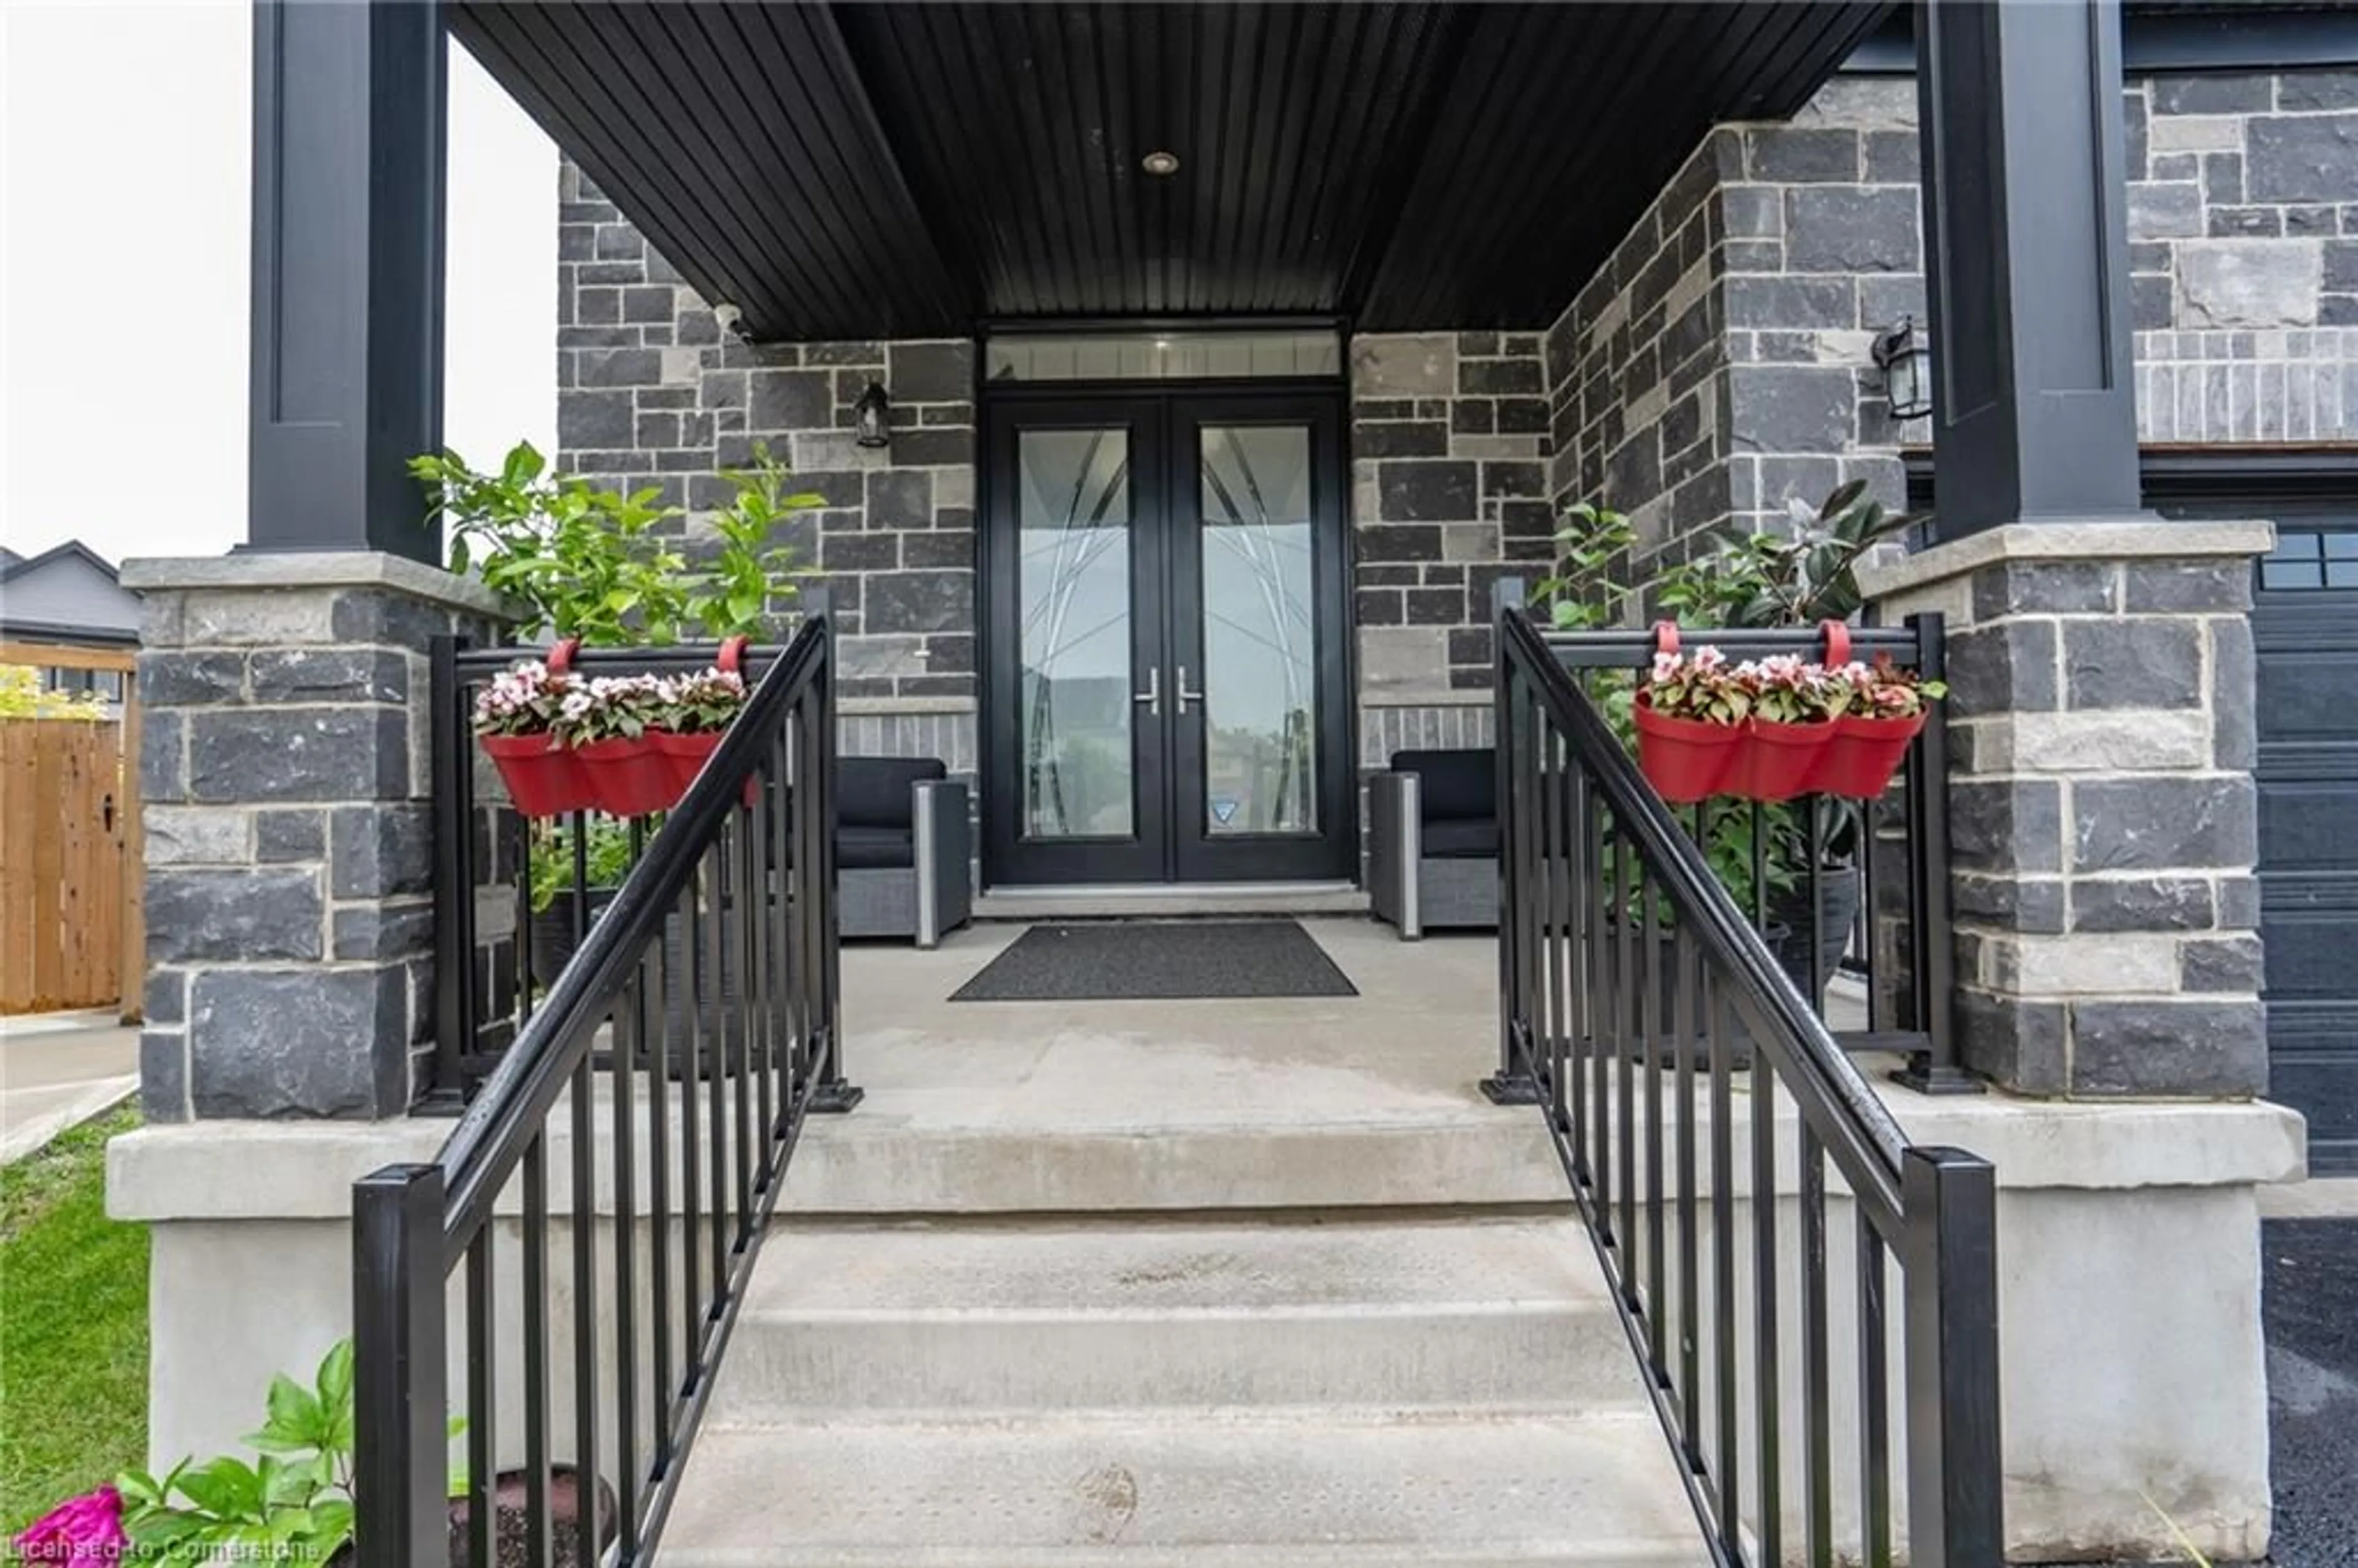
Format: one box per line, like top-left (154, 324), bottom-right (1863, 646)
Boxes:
top-left (2252, 523), bottom-right (2358, 1174)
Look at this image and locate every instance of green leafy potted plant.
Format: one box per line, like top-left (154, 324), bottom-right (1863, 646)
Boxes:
top-left (1533, 488), bottom-right (1945, 1006)
top-left (1646, 480), bottom-right (1940, 999)
top-left (413, 441), bottom-right (814, 818)
top-left (1532, 502), bottom-right (1794, 918)
top-left (1530, 506), bottom-right (1791, 1038)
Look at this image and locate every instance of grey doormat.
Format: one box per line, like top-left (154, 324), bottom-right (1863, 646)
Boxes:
top-left (949, 920), bottom-right (1359, 1001)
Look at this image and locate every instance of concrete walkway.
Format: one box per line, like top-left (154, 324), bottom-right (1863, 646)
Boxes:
top-left (2, 1008), bottom-right (139, 1162)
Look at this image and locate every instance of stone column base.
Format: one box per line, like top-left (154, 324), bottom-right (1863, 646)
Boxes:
top-left (123, 552), bottom-right (510, 1120)
top-left (1862, 519), bottom-right (2276, 1098)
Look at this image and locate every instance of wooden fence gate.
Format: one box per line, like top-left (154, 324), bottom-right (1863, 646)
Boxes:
top-left (1, 642), bottom-right (140, 1016)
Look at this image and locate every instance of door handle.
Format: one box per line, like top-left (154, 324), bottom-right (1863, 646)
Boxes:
top-left (1176, 664), bottom-right (1205, 717)
top-left (1133, 666), bottom-right (1161, 717)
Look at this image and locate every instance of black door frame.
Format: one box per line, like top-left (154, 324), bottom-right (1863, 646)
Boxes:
top-left (979, 379), bottom-right (1356, 888)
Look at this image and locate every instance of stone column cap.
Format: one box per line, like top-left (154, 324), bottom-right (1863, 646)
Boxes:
top-left (1858, 518), bottom-right (2276, 601)
top-left (121, 551), bottom-right (512, 619)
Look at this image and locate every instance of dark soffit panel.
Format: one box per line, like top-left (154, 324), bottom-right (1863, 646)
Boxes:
top-left (829, 2), bottom-right (1476, 320)
top-left (1366, 2), bottom-right (1891, 328)
top-left (451, 1), bottom-right (968, 340)
top-left (451, 1), bottom-right (1889, 337)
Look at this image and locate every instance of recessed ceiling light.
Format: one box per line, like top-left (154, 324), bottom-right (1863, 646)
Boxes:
top-left (1142, 151), bottom-right (1181, 176)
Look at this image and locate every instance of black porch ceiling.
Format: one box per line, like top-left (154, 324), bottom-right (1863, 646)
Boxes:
top-left (451, 2), bottom-right (1891, 340)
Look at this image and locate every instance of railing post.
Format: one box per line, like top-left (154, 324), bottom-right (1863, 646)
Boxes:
top-left (422, 634), bottom-right (471, 1114)
top-left (802, 588), bottom-right (862, 1114)
top-left (1901, 1145), bottom-right (2004, 1568)
top-left (1893, 612), bottom-right (1980, 1095)
top-left (353, 1163), bottom-right (451, 1568)
top-left (1484, 583), bottom-right (1543, 1106)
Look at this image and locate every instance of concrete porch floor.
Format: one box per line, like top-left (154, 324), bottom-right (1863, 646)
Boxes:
top-left (841, 917), bottom-right (1504, 1128)
top-left (800, 917), bottom-right (1567, 1213)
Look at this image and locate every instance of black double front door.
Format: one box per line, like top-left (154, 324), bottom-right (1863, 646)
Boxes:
top-left (982, 389), bottom-right (1352, 886)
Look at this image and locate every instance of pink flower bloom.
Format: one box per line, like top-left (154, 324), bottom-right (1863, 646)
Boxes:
top-left (15, 1487), bottom-right (126, 1564)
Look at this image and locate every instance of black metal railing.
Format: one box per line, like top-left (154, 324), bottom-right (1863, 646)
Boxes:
top-left (1512, 609), bottom-right (1965, 1093)
top-left (1493, 605), bottom-right (2002, 1568)
top-left (353, 607), bottom-right (856, 1568)
top-left (423, 591), bottom-right (839, 1106)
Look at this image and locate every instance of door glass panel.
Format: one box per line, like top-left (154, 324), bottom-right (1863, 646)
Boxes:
top-left (1017, 429), bottom-right (1135, 839)
top-left (1198, 425), bottom-right (1318, 836)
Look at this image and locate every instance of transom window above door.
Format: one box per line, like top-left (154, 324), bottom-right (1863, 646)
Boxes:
top-left (984, 330), bottom-right (1343, 384)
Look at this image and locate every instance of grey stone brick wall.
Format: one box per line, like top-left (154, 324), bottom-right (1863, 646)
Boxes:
top-left (1348, 332), bottom-right (1552, 702)
top-left (1543, 71), bottom-right (2358, 575)
top-left (1541, 132), bottom-right (1741, 567)
top-left (558, 161), bottom-right (977, 708)
top-left (1719, 72), bottom-right (2358, 494)
top-left (1865, 524), bottom-right (2272, 1098)
top-left (125, 556), bottom-right (510, 1121)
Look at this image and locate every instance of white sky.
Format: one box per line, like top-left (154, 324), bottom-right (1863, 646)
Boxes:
top-left (0, 0), bottom-right (556, 568)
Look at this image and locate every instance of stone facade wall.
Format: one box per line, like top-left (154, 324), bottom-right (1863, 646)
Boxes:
top-left (558, 163), bottom-right (978, 708)
top-left (1541, 133), bottom-right (1741, 568)
top-left (2129, 71), bottom-right (2358, 438)
top-left (129, 559), bottom-right (509, 1121)
top-left (1544, 71), bottom-right (2358, 575)
top-left (1347, 332), bottom-right (1552, 702)
top-left (1722, 71), bottom-right (2358, 478)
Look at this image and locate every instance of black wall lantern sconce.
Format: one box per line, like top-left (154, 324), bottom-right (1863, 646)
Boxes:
top-left (853, 382), bottom-right (893, 449)
top-left (1870, 315), bottom-right (1932, 422)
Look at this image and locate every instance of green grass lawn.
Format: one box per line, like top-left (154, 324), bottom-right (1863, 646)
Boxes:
top-left (1, 1108), bottom-right (147, 1534)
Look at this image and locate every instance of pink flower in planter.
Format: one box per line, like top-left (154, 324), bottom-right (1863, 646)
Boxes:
top-left (15, 1486), bottom-right (126, 1563)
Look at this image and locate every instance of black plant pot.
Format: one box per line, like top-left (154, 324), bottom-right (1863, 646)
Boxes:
top-left (446, 1465), bottom-right (617, 1568)
top-left (1765, 864), bottom-right (1861, 1007)
top-left (529, 888), bottom-right (760, 1075)
top-left (530, 887), bottom-right (618, 984)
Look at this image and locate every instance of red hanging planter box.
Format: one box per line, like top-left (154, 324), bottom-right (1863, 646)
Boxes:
top-left (1816, 710), bottom-right (1926, 799)
top-left (478, 732), bottom-right (596, 818)
top-left (1738, 718), bottom-right (1836, 802)
top-left (1633, 691), bottom-right (1744, 803)
top-left (647, 730), bottom-right (760, 809)
top-left (648, 729), bottom-right (719, 796)
top-left (645, 641), bottom-right (758, 807)
top-left (574, 735), bottom-right (677, 818)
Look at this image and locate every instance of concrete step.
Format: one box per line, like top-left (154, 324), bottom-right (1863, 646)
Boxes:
top-left (717, 1215), bottom-right (1631, 1415)
top-left (782, 1113), bottom-right (1566, 1214)
top-left (658, 1409), bottom-right (1710, 1567)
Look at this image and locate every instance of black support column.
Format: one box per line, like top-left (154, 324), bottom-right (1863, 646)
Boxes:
top-left (1870, 0), bottom-right (2274, 1110)
top-left (247, 0), bottom-right (446, 560)
top-left (1916, 0), bottom-right (2144, 539)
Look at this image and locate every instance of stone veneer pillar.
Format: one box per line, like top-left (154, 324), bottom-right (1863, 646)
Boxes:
top-left (123, 554), bottom-right (510, 1120)
top-left (1862, 520), bottom-right (2275, 1096)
